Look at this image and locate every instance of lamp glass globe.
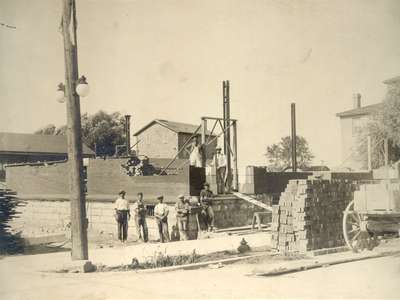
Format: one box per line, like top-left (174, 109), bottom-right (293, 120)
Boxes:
top-left (56, 90), bottom-right (66, 103)
top-left (76, 83), bottom-right (90, 97)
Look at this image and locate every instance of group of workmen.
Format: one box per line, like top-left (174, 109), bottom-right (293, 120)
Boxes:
top-left (113, 182), bottom-right (215, 243)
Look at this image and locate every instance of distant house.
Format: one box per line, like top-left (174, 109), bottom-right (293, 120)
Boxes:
top-left (0, 132), bottom-right (95, 180)
top-left (133, 119), bottom-right (217, 160)
top-left (336, 75), bottom-right (400, 170)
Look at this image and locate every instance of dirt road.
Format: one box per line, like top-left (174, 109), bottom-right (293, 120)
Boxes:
top-left (1, 250), bottom-right (399, 299)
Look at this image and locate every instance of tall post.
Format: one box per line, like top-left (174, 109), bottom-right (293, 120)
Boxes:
top-left (384, 139), bottom-right (389, 166)
top-left (201, 118), bottom-right (207, 167)
top-left (125, 115), bottom-right (131, 156)
top-left (367, 135), bottom-right (372, 171)
top-left (223, 82), bottom-right (227, 155)
top-left (232, 120), bottom-right (239, 191)
top-left (61, 0), bottom-right (88, 260)
top-left (291, 103), bottom-right (297, 172)
top-left (223, 81), bottom-right (232, 192)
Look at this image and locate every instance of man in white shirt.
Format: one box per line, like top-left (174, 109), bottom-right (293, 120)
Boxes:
top-left (114, 190), bottom-right (130, 242)
top-left (189, 137), bottom-right (203, 168)
top-left (154, 195), bottom-right (170, 243)
top-left (214, 147), bottom-right (227, 194)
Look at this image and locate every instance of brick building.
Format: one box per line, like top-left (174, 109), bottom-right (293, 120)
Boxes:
top-left (133, 119), bottom-right (217, 160)
top-left (0, 132), bottom-right (95, 180)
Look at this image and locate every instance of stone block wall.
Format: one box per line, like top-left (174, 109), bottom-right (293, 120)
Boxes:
top-left (9, 199), bottom-right (177, 241)
top-left (9, 195), bottom-right (269, 241)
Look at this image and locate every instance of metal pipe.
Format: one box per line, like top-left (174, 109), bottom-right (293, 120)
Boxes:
top-left (223, 81), bottom-right (227, 155)
top-left (291, 103), bottom-right (297, 172)
top-left (124, 115), bottom-right (131, 156)
top-left (232, 120), bottom-right (239, 191)
top-left (224, 81), bottom-right (232, 192)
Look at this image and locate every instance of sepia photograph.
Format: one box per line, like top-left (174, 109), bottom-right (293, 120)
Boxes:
top-left (0, 0), bottom-right (399, 299)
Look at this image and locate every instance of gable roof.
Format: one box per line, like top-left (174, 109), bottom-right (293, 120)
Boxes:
top-left (336, 102), bottom-right (383, 118)
top-left (0, 132), bottom-right (95, 156)
top-left (133, 119), bottom-right (214, 136)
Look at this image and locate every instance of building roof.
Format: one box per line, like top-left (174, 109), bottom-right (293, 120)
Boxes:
top-left (336, 102), bottom-right (383, 118)
top-left (0, 132), bottom-right (95, 156)
top-left (133, 119), bottom-right (214, 136)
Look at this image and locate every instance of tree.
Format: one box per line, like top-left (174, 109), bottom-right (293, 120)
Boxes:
top-left (265, 136), bottom-right (314, 171)
top-left (80, 111), bottom-right (125, 156)
top-left (356, 83), bottom-right (400, 169)
top-left (34, 110), bottom-right (126, 156)
top-left (34, 124), bottom-right (57, 135)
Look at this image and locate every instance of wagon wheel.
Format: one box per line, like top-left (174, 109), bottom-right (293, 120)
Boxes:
top-left (343, 201), bottom-right (380, 252)
top-left (343, 200), bottom-right (369, 252)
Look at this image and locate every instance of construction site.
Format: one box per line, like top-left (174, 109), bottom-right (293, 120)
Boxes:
top-left (2, 76), bottom-right (400, 256)
top-left (1, 1), bottom-right (400, 299)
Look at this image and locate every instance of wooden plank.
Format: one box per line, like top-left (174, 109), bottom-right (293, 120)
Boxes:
top-left (253, 252), bottom-right (396, 277)
top-left (232, 192), bottom-right (272, 211)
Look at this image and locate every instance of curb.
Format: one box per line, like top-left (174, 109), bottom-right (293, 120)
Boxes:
top-left (93, 252), bottom-right (270, 274)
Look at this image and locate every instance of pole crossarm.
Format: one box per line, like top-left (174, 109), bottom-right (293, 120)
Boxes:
top-left (202, 116), bottom-right (237, 122)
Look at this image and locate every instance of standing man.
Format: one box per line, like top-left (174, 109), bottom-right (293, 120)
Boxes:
top-left (214, 147), bottom-right (227, 194)
top-left (154, 195), bottom-right (170, 243)
top-left (200, 183), bottom-right (215, 232)
top-left (189, 137), bottom-right (203, 167)
top-left (114, 190), bottom-right (130, 243)
top-left (133, 192), bottom-right (148, 242)
top-left (175, 194), bottom-right (190, 240)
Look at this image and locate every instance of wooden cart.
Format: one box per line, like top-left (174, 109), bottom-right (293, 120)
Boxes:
top-left (343, 180), bottom-right (400, 252)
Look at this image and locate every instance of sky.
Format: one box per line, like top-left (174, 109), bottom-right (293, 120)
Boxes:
top-left (1, 0), bottom-right (400, 169)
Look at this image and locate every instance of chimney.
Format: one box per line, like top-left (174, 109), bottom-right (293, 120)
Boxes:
top-left (124, 115), bottom-right (131, 156)
top-left (353, 93), bottom-right (361, 109)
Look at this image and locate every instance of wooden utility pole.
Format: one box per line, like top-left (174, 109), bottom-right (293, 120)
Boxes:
top-left (223, 81), bottom-right (232, 192)
top-left (61, 0), bottom-right (88, 260)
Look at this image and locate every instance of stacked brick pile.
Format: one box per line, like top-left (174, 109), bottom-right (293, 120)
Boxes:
top-left (271, 178), bottom-right (357, 254)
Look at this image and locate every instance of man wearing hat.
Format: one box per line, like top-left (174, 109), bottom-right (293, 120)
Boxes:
top-left (175, 194), bottom-right (190, 240)
top-left (200, 182), bottom-right (215, 232)
top-left (114, 190), bottom-right (130, 242)
top-left (132, 192), bottom-right (148, 242)
top-left (154, 195), bottom-right (170, 243)
top-left (214, 147), bottom-right (227, 194)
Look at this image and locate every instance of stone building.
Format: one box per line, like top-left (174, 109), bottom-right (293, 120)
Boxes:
top-left (133, 119), bottom-right (217, 160)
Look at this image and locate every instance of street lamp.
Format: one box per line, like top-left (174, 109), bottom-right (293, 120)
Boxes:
top-left (56, 83), bottom-right (66, 103)
top-left (56, 76), bottom-right (89, 103)
top-left (76, 76), bottom-right (90, 97)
